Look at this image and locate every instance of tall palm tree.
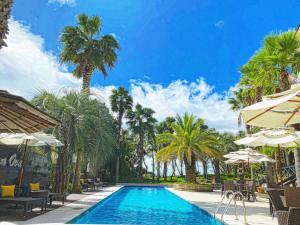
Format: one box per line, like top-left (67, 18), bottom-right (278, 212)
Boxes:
top-left (156, 113), bottom-right (219, 183)
top-left (32, 91), bottom-right (116, 193)
top-left (126, 104), bottom-right (157, 179)
top-left (262, 30), bottom-right (300, 92)
top-left (60, 13), bottom-right (120, 93)
top-left (110, 87), bottom-right (133, 183)
top-left (0, 0), bottom-right (13, 49)
top-left (156, 117), bottom-right (176, 181)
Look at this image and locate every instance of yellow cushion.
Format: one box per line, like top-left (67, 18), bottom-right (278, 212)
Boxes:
top-left (30, 183), bottom-right (40, 191)
top-left (1, 185), bottom-right (15, 197)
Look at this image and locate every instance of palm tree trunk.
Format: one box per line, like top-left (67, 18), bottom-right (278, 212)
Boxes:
top-left (213, 159), bottom-right (221, 184)
top-left (255, 86), bottom-right (263, 102)
top-left (115, 112), bottom-right (123, 183)
top-left (280, 70), bottom-right (291, 92)
top-left (163, 162), bottom-right (168, 181)
top-left (151, 146), bottom-right (155, 182)
top-left (156, 162), bottom-right (161, 182)
top-left (138, 133), bottom-right (144, 180)
top-left (82, 63), bottom-right (93, 94)
top-left (72, 151), bottom-right (82, 193)
top-left (183, 154), bottom-right (197, 183)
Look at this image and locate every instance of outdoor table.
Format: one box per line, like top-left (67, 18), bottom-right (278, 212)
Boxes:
top-left (29, 190), bottom-right (49, 212)
top-left (49, 192), bottom-right (66, 206)
top-left (0, 197), bottom-right (44, 219)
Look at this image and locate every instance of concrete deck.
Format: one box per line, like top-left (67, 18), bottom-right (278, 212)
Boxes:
top-left (169, 188), bottom-right (277, 225)
top-left (0, 186), bottom-right (277, 225)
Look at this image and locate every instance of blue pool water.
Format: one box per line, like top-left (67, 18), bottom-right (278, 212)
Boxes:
top-left (70, 186), bottom-right (223, 225)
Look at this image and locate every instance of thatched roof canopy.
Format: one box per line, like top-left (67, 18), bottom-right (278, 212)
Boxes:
top-left (0, 90), bottom-right (59, 133)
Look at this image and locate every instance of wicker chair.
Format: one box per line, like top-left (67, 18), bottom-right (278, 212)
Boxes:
top-left (284, 187), bottom-right (300, 207)
top-left (267, 190), bottom-right (288, 225)
top-left (221, 180), bottom-right (235, 196)
top-left (286, 207), bottom-right (300, 225)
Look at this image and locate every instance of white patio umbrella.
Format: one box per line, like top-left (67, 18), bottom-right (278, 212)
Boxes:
top-left (240, 84), bottom-right (300, 128)
top-left (234, 128), bottom-right (300, 182)
top-left (224, 148), bottom-right (275, 179)
top-left (0, 132), bottom-right (63, 188)
top-left (235, 129), bottom-right (300, 147)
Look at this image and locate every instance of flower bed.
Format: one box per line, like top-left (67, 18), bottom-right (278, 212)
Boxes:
top-left (174, 183), bottom-right (213, 192)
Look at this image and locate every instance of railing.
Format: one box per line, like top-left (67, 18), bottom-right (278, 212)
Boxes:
top-left (282, 165), bottom-right (295, 178)
top-left (214, 190), bottom-right (248, 225)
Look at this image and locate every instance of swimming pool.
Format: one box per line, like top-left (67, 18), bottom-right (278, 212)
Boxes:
top-left (69, 186), bottom-right (223, 224)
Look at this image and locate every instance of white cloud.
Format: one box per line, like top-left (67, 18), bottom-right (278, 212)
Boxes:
top-left (0, 19), bottom-right (80, 98)
top-left (215, 20), bottom-right (225, 28)
top-left (48, 0), bottom-right (76, 6)
top-left (130, 78), bottom-right (239, 133)
top-left (0, 19), bottom-right (238, 133)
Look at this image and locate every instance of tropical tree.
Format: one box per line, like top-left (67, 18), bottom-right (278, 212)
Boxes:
top-left (60, 13), bottom-right (120, 93)
top-left (110, 87), bottom-right (133, 183)
top-left (32, 91), bottom-right (116, 193)
top-left (156, 117), bottom-right (176, 181)
top-left (0, 0), bottom-right (13, 49)
top-left (126, 104), bottom-right (157, 179)
top-left (156, 113), bottom-right (219, 183)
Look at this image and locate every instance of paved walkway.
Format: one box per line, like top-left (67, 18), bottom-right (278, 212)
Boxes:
top-left (0, 186), bottom-right (277, 225)
top-left (169, 188), bottom-right (277, 225)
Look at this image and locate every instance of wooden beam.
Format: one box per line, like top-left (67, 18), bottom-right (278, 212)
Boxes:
top-left (0, 105), bottom-right (48, 129)
top-left (246, 106), bottom-right (276, 124)
top-left (4, 102), bottom-right (57, 127)
top-left (0, 111), bottom-right (30, 133)
top-left (284, 106), bottom-right (300, 126)
top-left (0, 107), bottom-right (41, 132)
top-left (0, 106), bottom-right (40, 132)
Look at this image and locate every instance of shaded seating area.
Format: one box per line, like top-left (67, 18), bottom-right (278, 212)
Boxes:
top-left (267, 187), bottom-right (300, 225)
top-left (81, 178), bottom-right (104, 191)
top-left (221, 179), bottom-right (257, 202)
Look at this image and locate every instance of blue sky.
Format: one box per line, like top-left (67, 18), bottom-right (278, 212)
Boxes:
top-left (12, 0), bottom-right (300, 91)
top-left (1, 0), bottom-right (300, 132)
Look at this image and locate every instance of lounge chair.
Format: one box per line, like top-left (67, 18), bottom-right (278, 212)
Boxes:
top-left (0, 197), bottom-right (44, 219)
top-left (267, 189), bottom-right (288, 225)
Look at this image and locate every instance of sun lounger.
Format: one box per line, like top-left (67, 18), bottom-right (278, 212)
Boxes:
top-left (0, 197), bottom-right (44, 219)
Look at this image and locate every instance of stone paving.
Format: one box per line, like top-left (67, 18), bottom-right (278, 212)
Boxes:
top-left (0, 186), bottom-right (277, 225)
top-left (168, 188), bottom-right (277, 225)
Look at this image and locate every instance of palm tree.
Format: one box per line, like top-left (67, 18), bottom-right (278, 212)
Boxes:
top-left (110, 87), bottom-right (133, 183)
top-left (262, 30), bottom-right (300, 91)
top-left (156, 117), bottom-right (176, 181)
top-left (0, 0), bottom-right (13, 49)
top-left (32, 91), bottom-right (116, 193)
top-left (156, 113), bottom-right (219, 183)
top-left (126, 104), bottom-right (157, 179)
top-left (60, 13), bottom-right (120, 93)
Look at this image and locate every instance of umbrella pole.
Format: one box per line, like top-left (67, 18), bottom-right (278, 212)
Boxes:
top-left (18, 139), bottom-right (29, 195)
top-left (277, 144), bottom-right (282, 183)
top-left (242, 161), bottom-right (245, 180)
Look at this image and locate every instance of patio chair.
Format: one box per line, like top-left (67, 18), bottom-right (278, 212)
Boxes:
top-left (221, 180), bottom-right (235, 197)
top-left (284, 187), bottom-right (300, 207)
top-left (242, 180), bottom-right (256, 201)
top-left (275, 207), bottom-right (300, 225)
top-left (267, 189), bottom-right (288, 225)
